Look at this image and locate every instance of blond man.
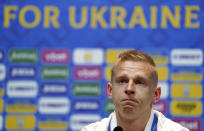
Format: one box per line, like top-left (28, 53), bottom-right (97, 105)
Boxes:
top-left (82, 50), bottom-right (188, 131)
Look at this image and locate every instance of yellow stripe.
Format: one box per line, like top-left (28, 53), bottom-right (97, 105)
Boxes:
top-left (106, 49), bottom-right (127, 64)
top-left (157, 67), bottom-right (168, 81)
top-left (105, 66), bottom-right (112, 80)
top-left (0, 99), bottom-right (3, 112)
top-left (171, 73), bottom-right (202, 82)
top-left (39, 121), bottom-right (68, 130)
top-left (6, 104), bottom-right (36, 113)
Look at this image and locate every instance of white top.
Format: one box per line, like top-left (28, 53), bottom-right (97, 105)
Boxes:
top-left (110, 109), bottom-right (155, 131)
top-left (81, 109), bottom-right (189, 131)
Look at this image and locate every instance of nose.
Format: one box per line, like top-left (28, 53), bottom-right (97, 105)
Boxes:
top-left (125, 80), bottom-right (135, 95)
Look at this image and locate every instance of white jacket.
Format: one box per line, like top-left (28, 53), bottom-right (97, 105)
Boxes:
top-left (81, 110), bottom-right (189, 131)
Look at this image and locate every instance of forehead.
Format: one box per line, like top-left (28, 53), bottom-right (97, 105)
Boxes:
top-left (114, 61), bottom-right (153, 78)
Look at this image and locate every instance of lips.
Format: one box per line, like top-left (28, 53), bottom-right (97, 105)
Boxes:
top-left (120, 98), bottom-right (138, 109)
top-left (121, 98), bottom-right (138, 103)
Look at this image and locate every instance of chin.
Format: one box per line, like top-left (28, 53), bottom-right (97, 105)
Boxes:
top-left (123, 106), bottom-right (134, 113)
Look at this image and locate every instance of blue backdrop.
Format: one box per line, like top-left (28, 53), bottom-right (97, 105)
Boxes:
top-left (0, 0), bottom-right (203, 131)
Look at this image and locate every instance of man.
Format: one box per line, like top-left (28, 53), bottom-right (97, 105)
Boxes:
top-left (82, 50), bottom-right (189, 131)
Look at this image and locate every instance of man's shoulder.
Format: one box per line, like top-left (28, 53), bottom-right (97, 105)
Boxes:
top-left (153, 110), bottom-right (189, 131)
top-left (81, 113), bottom-right (113, 131)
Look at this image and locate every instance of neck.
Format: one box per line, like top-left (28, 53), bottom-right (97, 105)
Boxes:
top-left (116, 109), bottom-right (152, 131)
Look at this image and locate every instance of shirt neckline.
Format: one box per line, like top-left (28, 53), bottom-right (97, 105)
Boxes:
top-left (110, 109), bottom-right (155, 131)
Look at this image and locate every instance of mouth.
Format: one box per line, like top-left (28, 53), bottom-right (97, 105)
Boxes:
top-left (120, 98), bottom-right (138, 110)
top-left (121, 98), bottom-right (137, 103)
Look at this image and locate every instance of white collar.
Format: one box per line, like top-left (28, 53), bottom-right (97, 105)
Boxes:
top-left (110, 109), bottom-right (155, 131)
top-left (144, 109), bottom-right (154, 131)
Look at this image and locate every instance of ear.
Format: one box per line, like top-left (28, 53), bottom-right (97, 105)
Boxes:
top-left (153, 86), bottom-right (161, 103)
top-left (106, 82), bottom-right (113, 99)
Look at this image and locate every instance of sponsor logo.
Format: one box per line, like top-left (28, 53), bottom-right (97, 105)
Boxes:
top-left (148, 52), bottom-right (168, 65)
top-left (73, 100), bottom-right (100, 112)
top-left (105, 100), bottom-right (115, 113)
top-left (158, 82), bottom-right (168, 99)
top-left (6, 100), bottom-right (36, 113)
top-left (6, 115), bottom-right (35, 130)
top-left (73, 83), bottom-right (101, 96)
top-left (0, 64), bottom-right (6, 81)
top-left (171, 101), bottom-right (202, 116)
top-left (0, 50), bottom-right (4, 61)
top-left (9, 49), bottom-right (38, 63)
top-left (172, 118), bottom-right (201, 131)
top-left (157, 67), bottom-right (168, 81)
top-left (41, 83), bottom-right (68, 95)
top-left (74, 66), bottom-right (102, 80)
top-left (153, 100), bottom-right (167, 114)
top-left (38, 97), bottom-right (70, 114)
top-left (7, 80), bottom-right (38, 98)
top-left (42, 49), bottom-right (70, 63)
top-left (41, 66), bottom-right (69, 79)
top-left (38, 118), bottom-right (68, 130)
top-left (171, 68), bottom-right (202, 82)
top-left (70, 114), bottom-right (100, 130)
top-left (106, 49), bottom-right (129, 64)
top-left (9, 66), bottom-right (36, 78)
top-left (73, 48), bottom-right (104, 65)
top-left (171, 49), bottom-right (203, 66)
top-left (171, 84), bottom-right (202, 98)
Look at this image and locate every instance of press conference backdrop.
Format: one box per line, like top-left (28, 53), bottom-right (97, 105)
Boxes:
top-left (0, 0), bottom-right (203, 131)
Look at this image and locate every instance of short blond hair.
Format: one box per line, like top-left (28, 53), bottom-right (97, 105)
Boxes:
top-left (111, 50), bottom-right (158, 87)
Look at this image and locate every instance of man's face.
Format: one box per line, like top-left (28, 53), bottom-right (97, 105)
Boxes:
top-left (107, 61), bottom-right (160, 120)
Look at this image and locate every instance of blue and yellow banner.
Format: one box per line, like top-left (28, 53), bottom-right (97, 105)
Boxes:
top-left (0, 0), bottom-right (203, 131)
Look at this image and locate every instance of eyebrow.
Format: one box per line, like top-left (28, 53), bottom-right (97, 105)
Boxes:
top-left (134, 76), bottom-right (147, 82)
top-left (115, 74), bottom-right (147, 81)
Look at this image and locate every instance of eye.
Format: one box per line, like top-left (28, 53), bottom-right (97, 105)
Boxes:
top-left (135, 80), bottom-right (144, 85)
top-left (119, 79), bottom-right (127, 84)
top-left (115, 78), bottom-right (128, 85)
